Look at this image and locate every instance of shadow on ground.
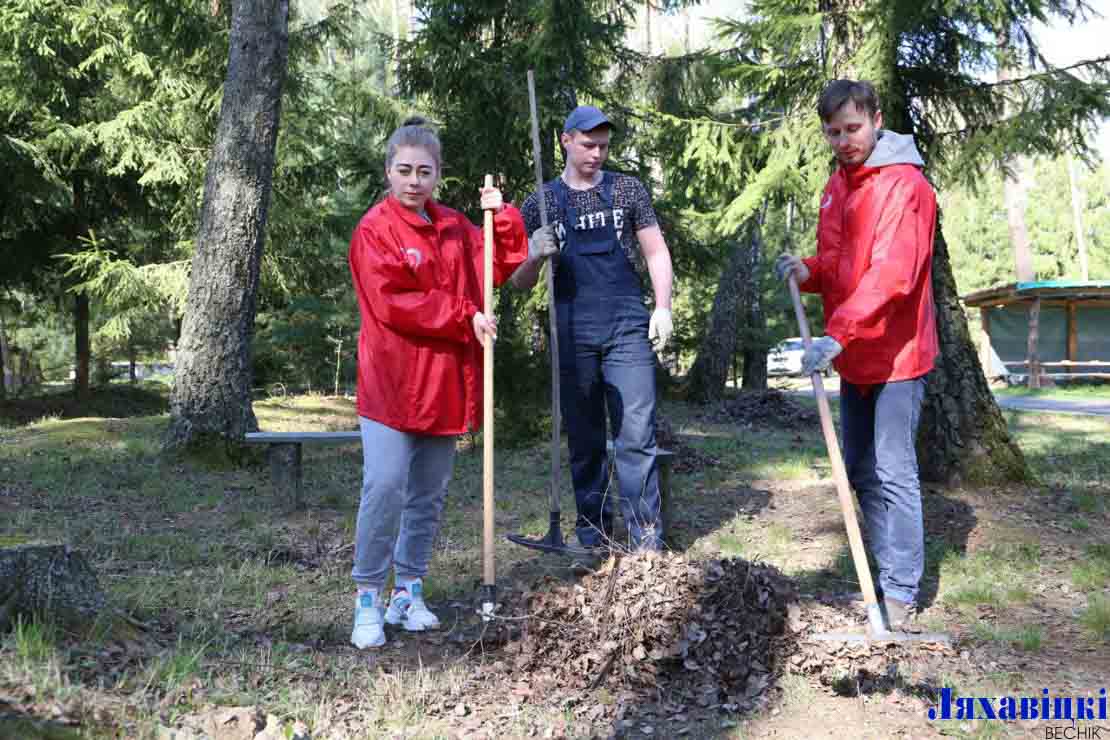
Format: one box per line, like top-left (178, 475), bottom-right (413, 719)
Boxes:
top-left (0, 385), bottom-right (168, 427)
top-left (794, 488), bottom-right (977, 610)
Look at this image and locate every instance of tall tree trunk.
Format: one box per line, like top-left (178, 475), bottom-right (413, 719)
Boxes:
top-left (741, 216), bottom-right (768, 390)
top-left (917, 223), bottom-right (1028, 484)
top-left (71, 171), bottom-right (90, 399)
top-left (685, 222), bottom-right (759, 403)
top-left (1067, 156), bottom-right (1089, 280)
top-left (74, 292), bottom-right (90, 398)
top-left (863, 36), bottom-right (1030, 483)
top-left (1003, 161), bottom-right (1035, 282)
top-left (0, 308), bottom-right (8, 400)
top-left (998, 29), bottom-right (1035, 283)
top-left (164, 0), bottom-right (291, 451)
top-left (911, 24), bottom-right (1030, 482)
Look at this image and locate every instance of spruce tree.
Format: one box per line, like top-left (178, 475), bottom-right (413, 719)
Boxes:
top-left (0, 0), bottom-right (147, 397)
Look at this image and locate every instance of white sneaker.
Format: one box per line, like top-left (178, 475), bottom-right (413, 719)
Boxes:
top-left (384, 580), bottom-right (440, 631)
top-left (350, 592), bottom-right (385, 649)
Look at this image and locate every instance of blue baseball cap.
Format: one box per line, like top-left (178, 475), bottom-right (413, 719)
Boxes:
top-left (563, 105), bottom-right (613, 133)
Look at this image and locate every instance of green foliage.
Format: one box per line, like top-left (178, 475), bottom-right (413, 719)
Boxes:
top-left (1, 0), bottom-right (397, 390)
top-left (944, 156), bottom-right (1110, 291)
top-left (4, 0), bottom-right (1105, 426)
top-left (254, 293), bottom-right (358, 392)
top-left (398, 0), bottom-right (640, 209)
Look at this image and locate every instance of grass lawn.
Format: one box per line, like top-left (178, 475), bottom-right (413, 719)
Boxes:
top-left (0, 384), bottom-right (1107, 739)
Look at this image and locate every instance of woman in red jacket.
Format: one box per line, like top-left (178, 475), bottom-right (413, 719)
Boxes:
top-left (347, 117), bottom-right (534, 649)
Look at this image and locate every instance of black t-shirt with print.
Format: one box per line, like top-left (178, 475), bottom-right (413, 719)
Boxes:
top-left (520, 172), bottom-right (658, 278)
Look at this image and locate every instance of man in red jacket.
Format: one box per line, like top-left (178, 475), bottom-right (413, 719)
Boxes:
top-left (775, 79), bottom-right (938, 629)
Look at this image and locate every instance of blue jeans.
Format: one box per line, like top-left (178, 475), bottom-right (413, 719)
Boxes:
top-left (841, 376), bottom-right (927, 605)
top-left (557, 296), bottom-right (662, 550)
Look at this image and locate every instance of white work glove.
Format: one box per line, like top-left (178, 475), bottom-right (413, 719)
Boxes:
top-left (529, 224), bottom-right (558, 261)
top-left (648, 308), bottom-right (673, 352)
top-left (472, 311), bottom-right (498, 347)
top-left (774, 254), bottom-right (811, 284)
top-left (801, 336), bottom-right (842, 376)
top-left (479, 186), bottom-right (503, 212)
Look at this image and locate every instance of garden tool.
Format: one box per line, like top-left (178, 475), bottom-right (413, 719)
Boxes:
top-left (482, 173), bottom-right (497, 621)
top-left (788, 275), bottom-right (950, 645)
top-left (505, 70), bottom-right (596, 559)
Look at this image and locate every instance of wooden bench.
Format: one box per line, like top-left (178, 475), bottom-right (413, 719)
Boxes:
top-left (243, 431), bottom-right (361, 510)
top-left (244, 431), bottom-right (677, 524)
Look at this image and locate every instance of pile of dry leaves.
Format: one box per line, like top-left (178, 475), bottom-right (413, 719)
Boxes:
top-left (708, 390), bottom-right (817, 429)
top-left (501, 553), bottom-right (794, 722)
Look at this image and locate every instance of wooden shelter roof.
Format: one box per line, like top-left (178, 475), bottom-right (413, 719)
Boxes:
top-left (961, 280), bottom-right (1110, 307)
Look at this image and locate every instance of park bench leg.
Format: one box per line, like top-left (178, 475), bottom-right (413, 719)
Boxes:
top-left (268, 442), bottom-right (304, 511)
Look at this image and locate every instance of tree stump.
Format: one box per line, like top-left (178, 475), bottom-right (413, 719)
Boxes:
top-left (0, 544), bottom-right (108, 632)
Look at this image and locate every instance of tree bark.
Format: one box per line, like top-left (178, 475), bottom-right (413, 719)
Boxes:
top-left (1026, 297), bottom-right (1042, 389)
top-left (0, 544), bottom-right (108, 633)
top-left (72, 171), bottom-right (91, 400)
top-left (685, 222), bottom-right (759, 403)
top-left (741, 219), bottom-right (768, 391)
top-left (998, 30), bottom-right (1035, 283)
top-left (824, 0), bottom-right (1030, 484)
top-left (917, 223), bottom-right (1029, 484)
top-left (74, 291), bottom-right (90, 398)
top-left (1003, 162), bottom-right (1035, 282)
top-left (1067, 156), bottom-right (1089, 280)
top-left (0, 309), bottom-right (7, 400)
top-left (164, 0), bottom-right (291, 451)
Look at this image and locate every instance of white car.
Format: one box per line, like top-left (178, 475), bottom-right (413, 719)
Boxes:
top-left (767, 337), bottom-right (834, 377)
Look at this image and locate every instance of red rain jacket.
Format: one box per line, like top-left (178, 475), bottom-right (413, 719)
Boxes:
top-left (349, 195), bottom-right (528, 435)
top-left (800, 134), bottom-right (939, 386)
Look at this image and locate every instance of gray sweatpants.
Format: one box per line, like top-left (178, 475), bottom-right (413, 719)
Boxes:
top-left (351, 417), bottom-right (457, 590)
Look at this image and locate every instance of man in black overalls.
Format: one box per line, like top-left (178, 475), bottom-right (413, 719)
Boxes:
top-left (514, 106), bottom-right (675, 553)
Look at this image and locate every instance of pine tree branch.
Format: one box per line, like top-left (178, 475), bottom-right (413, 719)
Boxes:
top-left (917, 55), bottom-right (1110, 98)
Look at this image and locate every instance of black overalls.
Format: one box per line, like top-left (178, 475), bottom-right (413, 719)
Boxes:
top-left (552, 172), bottom-right (662, 551)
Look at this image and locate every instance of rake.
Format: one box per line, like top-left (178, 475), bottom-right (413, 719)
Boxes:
top-left (505, 69), bottom-right (597, 560)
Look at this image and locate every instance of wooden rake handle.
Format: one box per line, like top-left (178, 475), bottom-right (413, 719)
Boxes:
top-left (482, 174), bottom-right (495, 596)
top-left (787, 276), bottom-right (880, 612)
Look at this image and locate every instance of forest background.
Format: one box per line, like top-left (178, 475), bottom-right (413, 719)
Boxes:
top-left (2, 0), bottom-right (1107, 445)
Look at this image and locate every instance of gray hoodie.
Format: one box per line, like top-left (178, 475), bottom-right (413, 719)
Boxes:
top-left (864, 130), bottom-right (925, 168)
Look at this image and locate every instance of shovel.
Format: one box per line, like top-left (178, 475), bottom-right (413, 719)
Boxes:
top-left (788, 275), bottom-right (949, 645)
top-left (505, 69), bottom-right (597, 559)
